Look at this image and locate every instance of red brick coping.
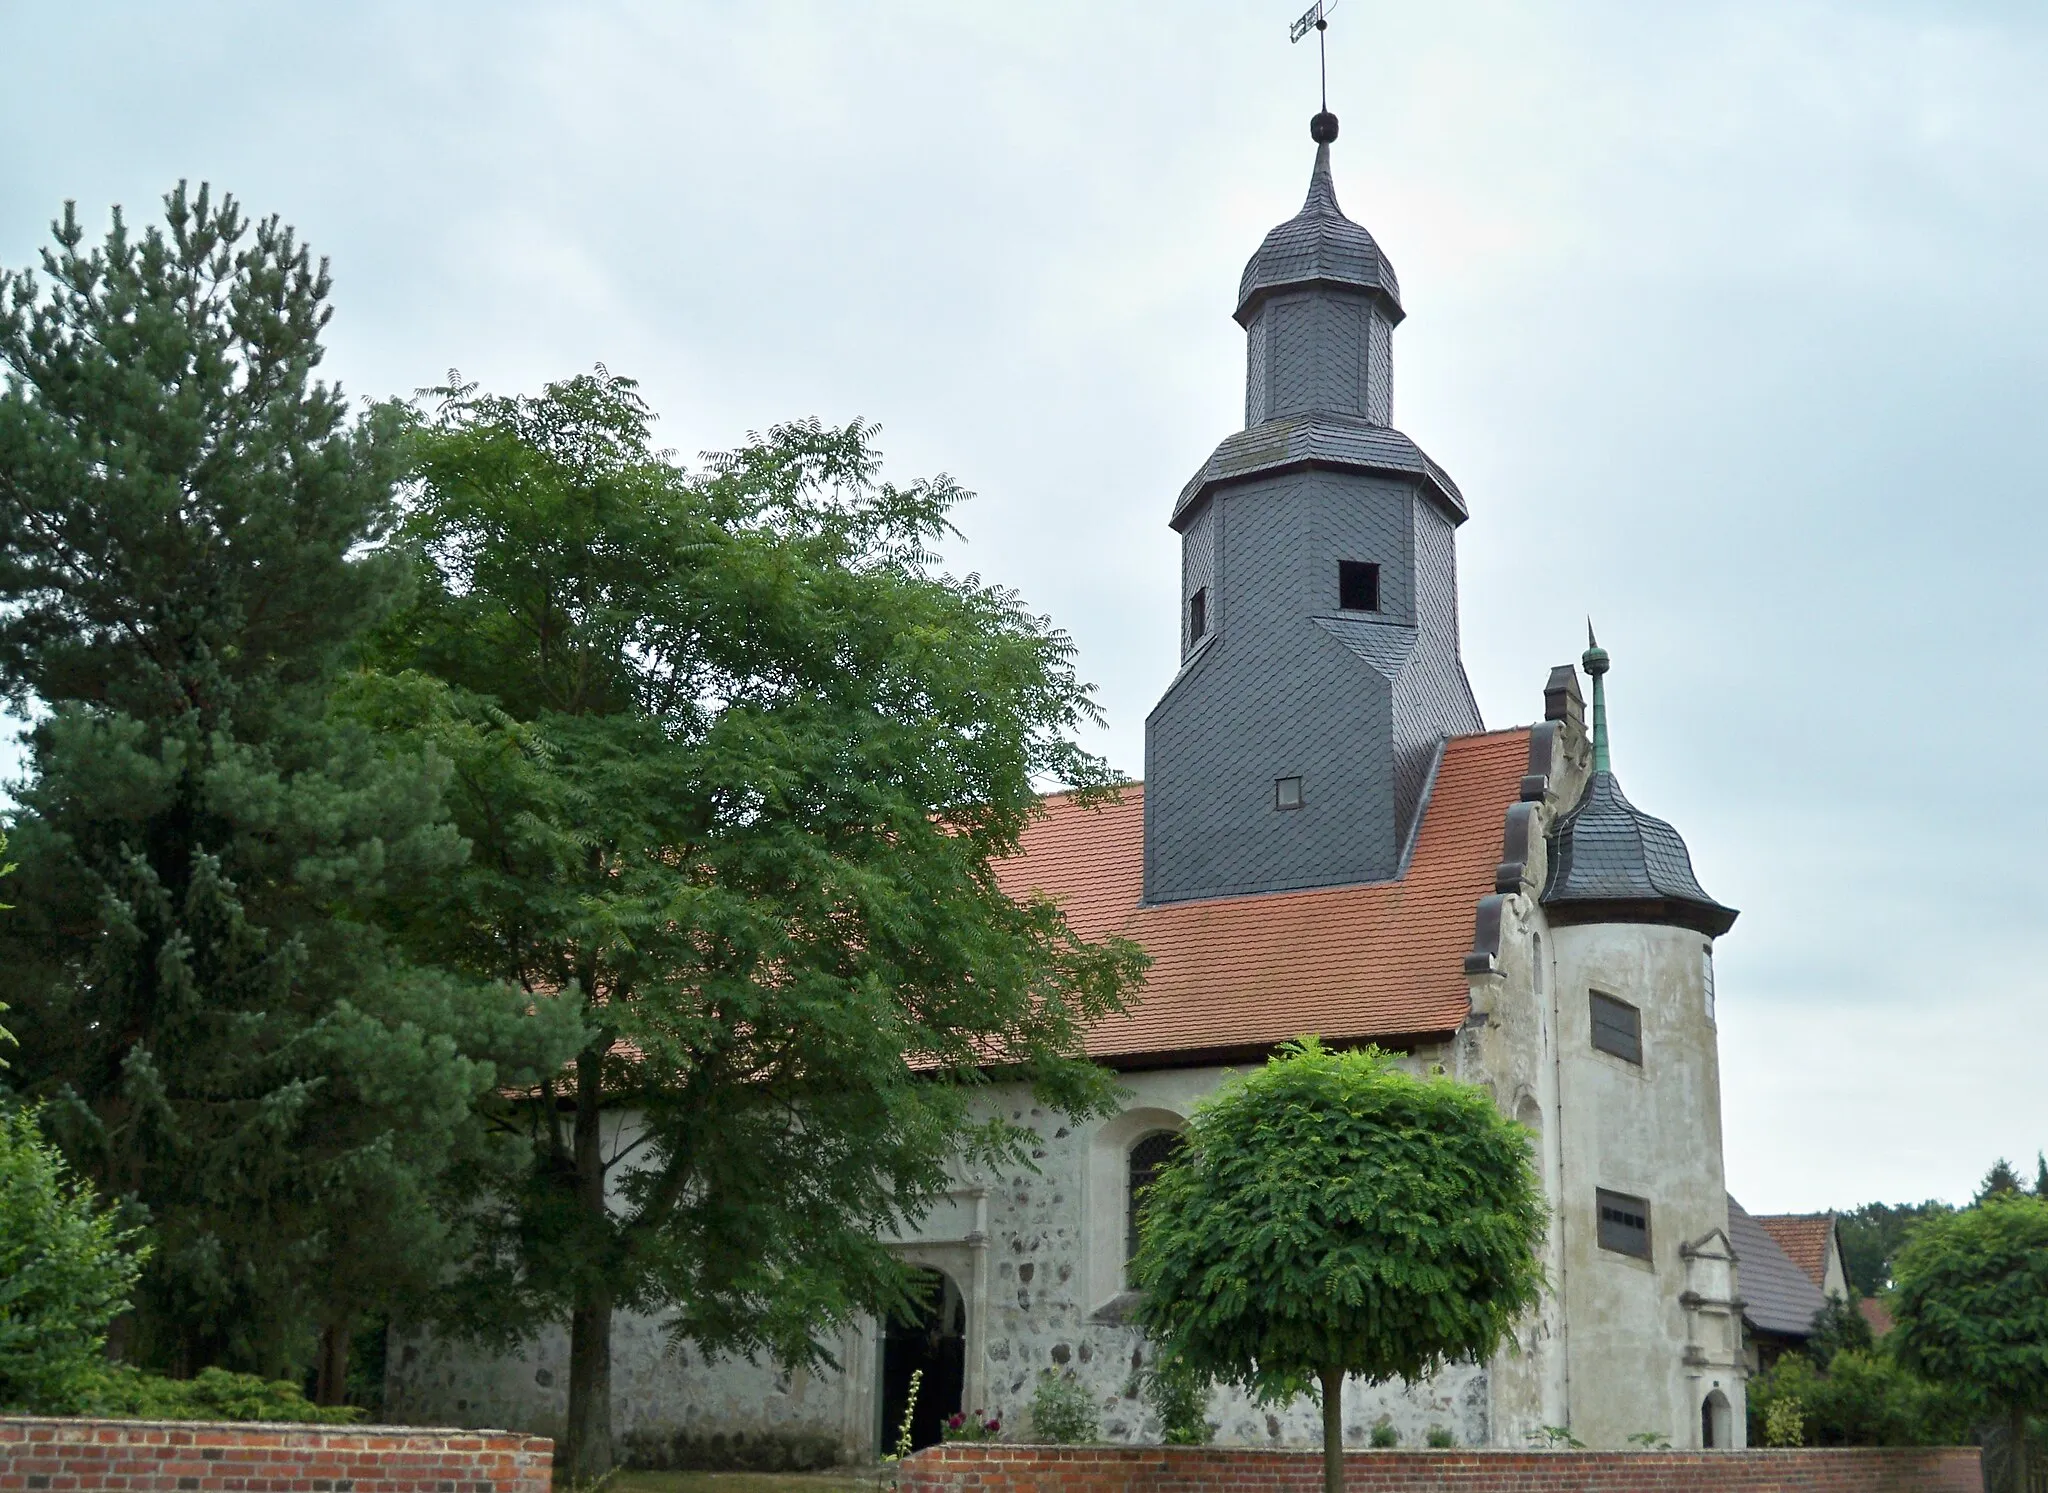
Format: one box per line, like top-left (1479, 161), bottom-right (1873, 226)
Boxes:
top-left (0, 1417), bottom-right (552, 1492)
top-left (898, 1442), bottom-right (1983, 1493)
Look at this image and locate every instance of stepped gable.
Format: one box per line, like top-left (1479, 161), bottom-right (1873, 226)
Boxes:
top-left (998, 727), bottom-right (1529, 1064)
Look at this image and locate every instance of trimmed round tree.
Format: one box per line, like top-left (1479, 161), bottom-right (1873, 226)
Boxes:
top-left (1891, 1195), bottom-right (2048, 1492)
top-left (1130, 1039), bottom-right (1545, 1493)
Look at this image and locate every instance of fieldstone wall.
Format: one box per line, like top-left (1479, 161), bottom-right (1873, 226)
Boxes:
top-left (384, 1070), bottom-right (1488, 1462)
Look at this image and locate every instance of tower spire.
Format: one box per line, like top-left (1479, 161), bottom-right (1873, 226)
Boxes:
top-left (1583, 621), bottom-right (1611, 774)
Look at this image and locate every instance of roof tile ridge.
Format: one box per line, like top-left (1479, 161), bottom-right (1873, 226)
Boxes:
top-left (1136, 875), bottom-right (1408, 914)
top-left (1032, 780), bottom-right (1144, 805)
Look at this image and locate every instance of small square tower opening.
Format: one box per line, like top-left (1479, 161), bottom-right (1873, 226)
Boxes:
top-left (1338, 560), bottom-right (1381, 612)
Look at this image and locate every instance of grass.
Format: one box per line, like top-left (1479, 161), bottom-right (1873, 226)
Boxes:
top-left (602, 1473), bottom-right (882, 1493)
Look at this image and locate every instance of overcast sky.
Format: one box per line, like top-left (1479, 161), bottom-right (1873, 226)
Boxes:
top-left (6, 0), bottom-right (2046, 1214)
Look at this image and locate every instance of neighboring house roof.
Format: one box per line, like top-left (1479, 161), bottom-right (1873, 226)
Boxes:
top-left (1754, 1213), bottom-right (1838, 1293)
top-left (994, 727), bottom-right (1530, 1065)
top-left (1729, 1195), bottom-right (1828, 1339)
top-left (1858, 1297), bottom-right (1894, 1337)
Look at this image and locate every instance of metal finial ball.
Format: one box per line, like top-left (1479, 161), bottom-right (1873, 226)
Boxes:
top-left (1310, 111), bottom-right (1340, 144)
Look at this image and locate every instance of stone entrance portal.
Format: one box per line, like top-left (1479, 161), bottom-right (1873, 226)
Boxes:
top-left (881, 1267), bottom-right (967, 1455)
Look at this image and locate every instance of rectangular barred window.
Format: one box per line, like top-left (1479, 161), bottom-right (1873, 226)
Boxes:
top-left (1589, 990), bottom-right (1642, 1065)
top-left (1597, 1189), bottom-right (1652, 1259)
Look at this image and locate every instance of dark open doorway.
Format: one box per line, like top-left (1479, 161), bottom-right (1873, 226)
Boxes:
top-left (880, 1267), bottom-right (966, 1456)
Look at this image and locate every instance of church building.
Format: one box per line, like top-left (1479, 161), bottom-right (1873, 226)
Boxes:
top-left (389, 110), bottom-right (1753, 1458)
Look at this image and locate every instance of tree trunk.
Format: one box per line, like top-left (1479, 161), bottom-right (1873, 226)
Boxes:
top-left (314, 1321), bottom-right (352, 1407)
top-left (564, 1281), bottom-right (614, 1482)
top-left (562, 1046), bottom-right (615, 1481)
top-left (2011, 1405), bottom-right (2031, 1493)
top-left (1320, 1366), bottom-right (1345, 1493)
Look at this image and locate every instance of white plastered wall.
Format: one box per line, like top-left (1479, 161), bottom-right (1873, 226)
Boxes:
top-left (1546, 919), bottom-right (1746, 1448)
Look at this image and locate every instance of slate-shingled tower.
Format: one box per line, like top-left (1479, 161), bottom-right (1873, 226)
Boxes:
top-left (1145, 115), bottom-right (1482, 904)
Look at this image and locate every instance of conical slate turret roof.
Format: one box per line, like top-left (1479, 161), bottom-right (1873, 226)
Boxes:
top-left (1234, 138), bottom-right (1402, 327)
top-left (1541, 635), bottom-right (1737, 937)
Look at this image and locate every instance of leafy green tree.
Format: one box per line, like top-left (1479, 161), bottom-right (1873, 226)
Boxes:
top-left (0, 1105), bottom-right (145, 1410)
top-left (366, 372), bottom-right (1143, 1479)
top-left (1892, 1195), bottom-right (2048, 1491)
top-left (0, 185), bottom-right (580, 1385)
top-left (1838, 1200), bottom-right (1951, 1296)
top-left (1130, 1040), bottom-right (1546, 1493)
top-left (2033, 1153), bottom-right (2047, 1201)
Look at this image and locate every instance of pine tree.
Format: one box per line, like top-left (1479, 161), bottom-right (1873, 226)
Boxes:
top-left (1977, 1158), bottom-right (2025, 1204)
top-left (0, 185), bottom-right (580, 1381)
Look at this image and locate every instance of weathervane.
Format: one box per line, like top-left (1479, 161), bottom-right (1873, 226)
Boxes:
top-left (1289, 0), bottom-right (1341, 140)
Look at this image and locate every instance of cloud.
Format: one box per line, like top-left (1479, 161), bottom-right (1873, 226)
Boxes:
top-left (4, 0), bottom-right (2044, 1206)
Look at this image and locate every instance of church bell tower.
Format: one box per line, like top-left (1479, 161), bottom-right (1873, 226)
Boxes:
top-left (1143, 112), bottom-right (1483, 905)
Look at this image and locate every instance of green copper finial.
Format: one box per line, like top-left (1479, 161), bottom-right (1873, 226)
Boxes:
top-left (1583, 620), bottom-right (1611, 774)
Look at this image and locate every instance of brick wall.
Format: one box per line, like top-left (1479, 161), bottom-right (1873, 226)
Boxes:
top-left (0, 1417), bottom-right (552, 1493)
top-left (899, 1442), bottom-right (1983, 1493)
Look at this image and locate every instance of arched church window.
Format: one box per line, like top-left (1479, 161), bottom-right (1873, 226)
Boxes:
top-left (1703, 944), bottom-right (1716, 1024)
top-left (1532, 933), bottom-right (1545, 996)
top-left (1126, 1130), bottom-right (1185, 1270)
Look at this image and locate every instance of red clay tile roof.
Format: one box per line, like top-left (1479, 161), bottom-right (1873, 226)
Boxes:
top-left (1754, 1213), bottom-right (1837, 1291)
top-left (1858, 1297), bottom-right (1894, 1337)
top-left (996, 727), bottom-right (1530, 1064)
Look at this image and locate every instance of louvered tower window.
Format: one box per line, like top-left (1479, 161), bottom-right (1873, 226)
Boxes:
top-left (1597, 1189), bottom-right (1652, 1259)
top-left (1589, 991), bottom-right (1642, 1065)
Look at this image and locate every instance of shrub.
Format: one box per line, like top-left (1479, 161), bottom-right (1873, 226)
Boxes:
top-left (1139, 1347), bottom-right (1213, 1446)
top-left (1368, 1422), bottom-right (1398, 1448)
top-left (1425, 1425), bottom-right (1456, 1448)
top-left (1745, 1348), bottom-right (1972, 1447)
top-left (0, 1104), bottom-right (144, 1411)
top-left (1763, 1395), bottom-right (1806, 1448)
top-left (1030, 1368), bottom-right (1099, 1444)
top-left (81, 1364), bottom-right (360, 1424)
